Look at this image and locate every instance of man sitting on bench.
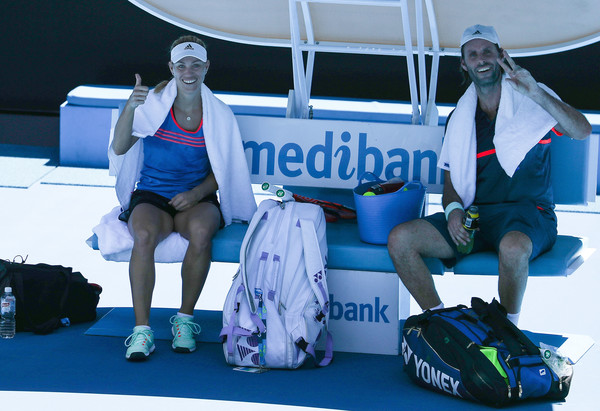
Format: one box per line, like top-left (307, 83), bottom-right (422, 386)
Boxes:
top-left (388, 24), bottom-right (591, 325)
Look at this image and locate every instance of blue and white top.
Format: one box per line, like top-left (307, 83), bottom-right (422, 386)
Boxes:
top-left (136, 107), bottom-right (211, 199)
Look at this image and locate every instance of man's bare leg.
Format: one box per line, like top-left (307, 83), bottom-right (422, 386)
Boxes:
top-left (388, 219), bottom-right (455, 310)
top-left (497, 231), bottom-right (532, 319)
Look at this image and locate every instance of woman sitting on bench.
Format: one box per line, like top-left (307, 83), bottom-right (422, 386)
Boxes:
top-left (110, 35), bottom-right (256, 361)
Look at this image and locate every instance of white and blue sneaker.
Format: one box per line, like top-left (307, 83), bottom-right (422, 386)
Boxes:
top-left (170, 315), bottom-right (201, 353)
top-left (124, 326), bottom-right (155, 361)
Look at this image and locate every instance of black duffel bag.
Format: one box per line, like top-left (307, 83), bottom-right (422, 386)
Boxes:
top-left (0, 257), bottom-right (102, 334)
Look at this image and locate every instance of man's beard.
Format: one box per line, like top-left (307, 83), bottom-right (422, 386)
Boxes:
top-left (468, 64), bottom-right (503, 89)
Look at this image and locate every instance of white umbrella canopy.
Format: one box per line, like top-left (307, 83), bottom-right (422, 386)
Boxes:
top-left (129, 0), bottom-right (600, 120)
top-left (130, 0), bottom-right (600, 56)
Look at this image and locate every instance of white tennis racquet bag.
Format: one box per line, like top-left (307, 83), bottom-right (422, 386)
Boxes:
top-left (220, 198), bottom-right (333, 369)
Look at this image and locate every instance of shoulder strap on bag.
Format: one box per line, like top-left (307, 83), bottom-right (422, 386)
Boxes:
top-left (268, 201), bottom-right (296, 298)
top-left (242, 200), bottom-right (294, 311)
top-left (471, 297), bottom-right (539, 356)
top-left (299, 215), bottom-right (328, 312)
top-left (238, 200), bottom-right (276, 314)
top-left (298, 212), bottom-right (333, 366)
top-left (295, 332), bottom-right (334, 367)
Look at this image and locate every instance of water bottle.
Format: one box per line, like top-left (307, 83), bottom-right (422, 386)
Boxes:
top-left (1, 287), bottom-right (16, 339)
top-left (457, 205), bottom-right (479, 254)
top-left (540, 343), bottom-right (572, 378)
top-left (261, 182), bottom-right (293, 202)
top-left (363, 177), bottom-right (405, 196)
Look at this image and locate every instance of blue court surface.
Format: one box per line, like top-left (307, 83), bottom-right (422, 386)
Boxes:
top-left (1, 147), bottom-right (599, 410)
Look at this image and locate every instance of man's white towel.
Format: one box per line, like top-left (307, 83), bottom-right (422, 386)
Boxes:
top-left (438, 75), bottom-right (560, 208)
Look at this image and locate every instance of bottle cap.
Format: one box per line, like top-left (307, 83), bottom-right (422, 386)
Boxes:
top-left (4, 287), bottom-right (12, 293)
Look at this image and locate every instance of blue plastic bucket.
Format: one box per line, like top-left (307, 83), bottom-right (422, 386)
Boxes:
top-left (353, 173), bottom-right (426, 245)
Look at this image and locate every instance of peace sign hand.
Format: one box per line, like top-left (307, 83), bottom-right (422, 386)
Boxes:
top-left (497, 50), bottom-right (541, 98)
top-left (126, 73), bottom-right (149, 109)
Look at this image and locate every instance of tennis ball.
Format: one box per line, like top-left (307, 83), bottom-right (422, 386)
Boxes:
top-left (363, 191), bottom-right (376, 196)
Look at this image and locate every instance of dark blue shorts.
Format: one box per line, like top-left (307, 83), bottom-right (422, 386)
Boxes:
top-left (424, 202), bottom-right (557, 268)
top-left (118, 189), bottom-right (224, 228)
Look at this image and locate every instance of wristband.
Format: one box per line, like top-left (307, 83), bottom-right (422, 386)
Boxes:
top-left (444, 202), bottom-right (464, 221)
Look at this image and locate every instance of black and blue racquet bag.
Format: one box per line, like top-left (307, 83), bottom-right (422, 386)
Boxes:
top-left (402, 297), bottom-right (572, 406)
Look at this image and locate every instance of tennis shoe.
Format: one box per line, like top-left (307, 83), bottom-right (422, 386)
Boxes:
top-left (170, 315), bottom-right (201, 353)
top-left (125, 326), bottom-right (155, 361)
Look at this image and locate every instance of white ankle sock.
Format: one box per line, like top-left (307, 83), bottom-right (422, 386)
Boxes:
top-left (507, 312), bottom-right (520, 326)
top-left (424, 302), bottom-right (445, 312)
top-left (135, 325), bottom-right (151, 331)
top-left (177, 312), bottom-right (194, 319)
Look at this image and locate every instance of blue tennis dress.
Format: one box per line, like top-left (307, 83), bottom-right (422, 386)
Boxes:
top-left (137, 108), bottom-right (211, 199)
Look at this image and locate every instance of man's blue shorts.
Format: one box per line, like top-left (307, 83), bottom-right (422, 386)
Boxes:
top-left (424, 202), bottom-right (557, 268)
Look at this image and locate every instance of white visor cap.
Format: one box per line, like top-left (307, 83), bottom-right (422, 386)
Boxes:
top-left (460, 24), bottom-right (500, 47)
top-left (170, 42), bottom-right (207, 63)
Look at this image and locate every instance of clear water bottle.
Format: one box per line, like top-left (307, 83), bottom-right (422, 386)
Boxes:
top-left (540, 343), bottom-right (572, 378)
top-left (457, 205), bottom-right (479, 254)
top-left (1, 286), bottom-right (16, 339)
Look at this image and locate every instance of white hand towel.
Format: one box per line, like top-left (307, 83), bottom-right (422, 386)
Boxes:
top-left (108, 80), bottom-right (256, 224)
top-left (92, 206), bottom-right (188, 263)
top-left (98, 80), bottom-right (257, 262)
top-left (438, 75), bottom-right (559, 207)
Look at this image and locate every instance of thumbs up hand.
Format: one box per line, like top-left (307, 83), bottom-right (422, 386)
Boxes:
top-left (127, 73), bottom-right (149, 109)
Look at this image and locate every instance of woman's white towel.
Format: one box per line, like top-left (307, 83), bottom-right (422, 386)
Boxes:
top-left (108, 80), bottom-right (256, 225)
top-left (92, 206), bottom-right (189, 263)
top-left (95, 80), bottom-right (257, 262)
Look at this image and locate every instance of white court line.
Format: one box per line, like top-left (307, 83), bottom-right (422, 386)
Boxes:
top-left (0, 391), bottom-right (339, 411)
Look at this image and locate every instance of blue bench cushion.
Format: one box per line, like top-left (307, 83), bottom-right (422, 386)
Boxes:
top-left (211, 220), bottom-right (443, 273)
top-left (318, 220), bottom-right (444, 273)
top-left (453, 235), bottom-right (587, 276)
top-left (211, 222), bottom-right (248, 264)
top-left (212, 221), bottom-right (586, 277)
top-left (90, 220), bottom-right (586, 277)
